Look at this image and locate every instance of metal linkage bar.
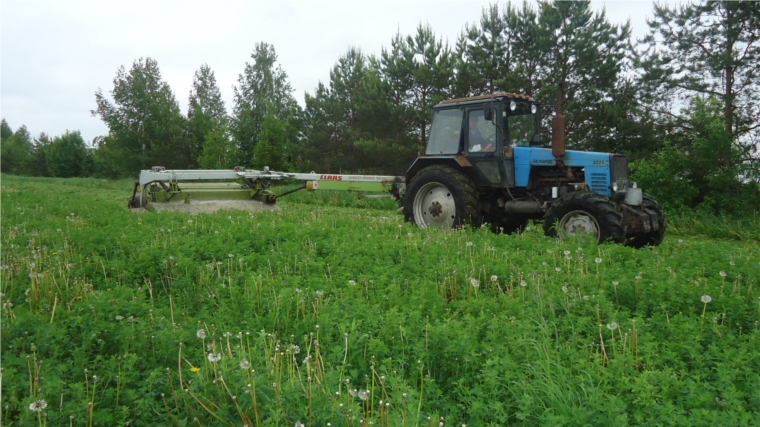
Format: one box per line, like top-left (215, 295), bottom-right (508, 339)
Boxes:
top-left (132, 167), bottom-right (406, 208)
top-left (138, 168), bottom-right (404, 187)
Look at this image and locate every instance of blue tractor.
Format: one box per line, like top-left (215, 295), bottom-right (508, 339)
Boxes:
top-left (401, 87), bottom-right (665, 247)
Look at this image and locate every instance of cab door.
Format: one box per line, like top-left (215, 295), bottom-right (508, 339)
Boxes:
top-left (465, 108), bottom-right (504, 186)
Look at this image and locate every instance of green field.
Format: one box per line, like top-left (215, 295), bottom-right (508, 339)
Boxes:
top-left (2, 174), bottom-right (759, 426)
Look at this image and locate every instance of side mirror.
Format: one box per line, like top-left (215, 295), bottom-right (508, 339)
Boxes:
top-left (484, 101), bottom-right (494, 121)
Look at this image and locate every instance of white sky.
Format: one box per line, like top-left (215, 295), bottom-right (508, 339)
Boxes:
top-left (1, 0), bottom-right (658, 145)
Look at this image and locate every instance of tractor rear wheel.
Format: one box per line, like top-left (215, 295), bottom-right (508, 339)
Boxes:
top-left (403, 166), bottom-right (480, 229)
top-left (543, 192), bottom-right (624, 244)
top-left (627, 195), bottom-right (666, 248)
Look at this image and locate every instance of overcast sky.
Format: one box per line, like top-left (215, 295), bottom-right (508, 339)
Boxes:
top-left (1, 0), bottom-right (659, 144)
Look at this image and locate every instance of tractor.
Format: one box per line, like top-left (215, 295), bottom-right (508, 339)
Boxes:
top-left (401, 86), bottom-right (665, 247)
top-left (130, 86), bottom-right (665, 247)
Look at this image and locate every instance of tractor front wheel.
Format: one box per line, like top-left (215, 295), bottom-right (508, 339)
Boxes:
top-left (403, 166), bottom-right (480, 229)
top-left (543, 192), bottom-right (624, 244)
top-left (626, 195), bottom-right (666, 248)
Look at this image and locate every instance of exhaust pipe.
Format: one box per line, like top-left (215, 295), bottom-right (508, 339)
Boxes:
top-left (552, 82), bottom-right (566, 161)
top-left (551, 82), bottom-right (575, 180)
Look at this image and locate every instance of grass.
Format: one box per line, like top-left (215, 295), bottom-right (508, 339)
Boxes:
top-left (2, 174), bottom-right (760, 426)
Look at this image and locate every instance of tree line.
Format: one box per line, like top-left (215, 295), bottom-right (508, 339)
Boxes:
top-left (2, 0), bottom-right (758, 213)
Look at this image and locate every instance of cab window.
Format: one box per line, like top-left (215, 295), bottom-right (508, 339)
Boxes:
top-left (426, 109), bottom-right (463, 155)
top-left (467, 110), bottom-right (496, 153)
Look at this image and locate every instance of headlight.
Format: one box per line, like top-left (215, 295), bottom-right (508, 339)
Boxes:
top-left (531, 104), bottom-right (537, 114)
top-left (510, 100), bottom-right (517, 111)
top-left (612, 180), bottom-right (628, 193)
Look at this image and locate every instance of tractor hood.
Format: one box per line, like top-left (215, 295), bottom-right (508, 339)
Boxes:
top-left (513, 146), bottom-right (628, 195)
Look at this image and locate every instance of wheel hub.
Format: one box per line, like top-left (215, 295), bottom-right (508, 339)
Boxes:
top-left (429, 201), bottom-right (443, 217)
top-left (413, 182), bottom-right (455, 229)
top-left (559, 210), bottom-right (600, 239)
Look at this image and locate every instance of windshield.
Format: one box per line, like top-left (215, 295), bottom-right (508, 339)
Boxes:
top-left (426, 109), bottom-right (463, 155)
top-left (504, 110), bottom-right (535, 147)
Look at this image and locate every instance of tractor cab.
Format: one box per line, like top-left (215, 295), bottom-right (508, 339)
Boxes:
top-left (412, 93), bottom-right (541, 189)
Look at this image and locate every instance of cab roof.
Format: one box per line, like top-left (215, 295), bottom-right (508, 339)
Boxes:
top-left (438, 92), bottom-right (533, 107)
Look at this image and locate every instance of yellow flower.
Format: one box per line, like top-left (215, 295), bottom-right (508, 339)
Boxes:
top-left (190, 367), bottom-right (200, 373)
top-left (52, 252), bottom-right (59, 255)
top-left (75, 295), bottom-right (82, 300)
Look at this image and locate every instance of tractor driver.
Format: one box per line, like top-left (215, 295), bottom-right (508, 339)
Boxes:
top-left (468, 112), bottom-right (494, 153)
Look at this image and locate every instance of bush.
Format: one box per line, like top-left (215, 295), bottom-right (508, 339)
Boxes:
top-left (631, 97), bottom-right (760, 214)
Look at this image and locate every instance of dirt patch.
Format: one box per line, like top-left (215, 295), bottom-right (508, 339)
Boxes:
top-left (131, 200), bottom-right (281, 214)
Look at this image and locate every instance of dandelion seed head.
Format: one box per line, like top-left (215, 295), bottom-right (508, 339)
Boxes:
top-left (701, 295), bottom-right (712, 304)
top-left (520, 280), bottom-right (527, 287)
top-left (466, 241), bottom-right (473, 247)
top-left (561, 284), bottom-right (568, 293)
top-left (469, 278), bottom-right (480, 288)
top-left (358, 389), bottom-right (370, 401)
top-left (207, 353), bottom-right (222, 363)
top-left (29, 399), bottom-right (47, 412)
top-left (196, 329), bottom-right (207, 339)
top-left (595, 257), bottom-right (603, 264)
top-left (607, 322), bottom-right (619, 331)
top-left (348, 280), bottom-right (356, 286)
top-left (490, 275), bottom-right (498, 282)
top-left (719, 271), bottom-right (727, 277)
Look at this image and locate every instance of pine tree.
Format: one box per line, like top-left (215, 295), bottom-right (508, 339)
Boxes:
top-left (355, 63), bottom-right (417, 174)
top-left (639, 1), bottom-right (760, 162)
top-left (532, 1), bottom-right (632, 149)
top-left (300, 48), bottom-right (370, 173)
top-left (456, 4), bottom-right (511, 96)
top-left (381, 24), bottom-right (454, 149)
top-left (29, 132), bottom-right (53, 177)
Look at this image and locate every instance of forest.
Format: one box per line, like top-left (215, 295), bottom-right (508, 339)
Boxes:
top-left (2, 0), bottom-right (759, 214)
